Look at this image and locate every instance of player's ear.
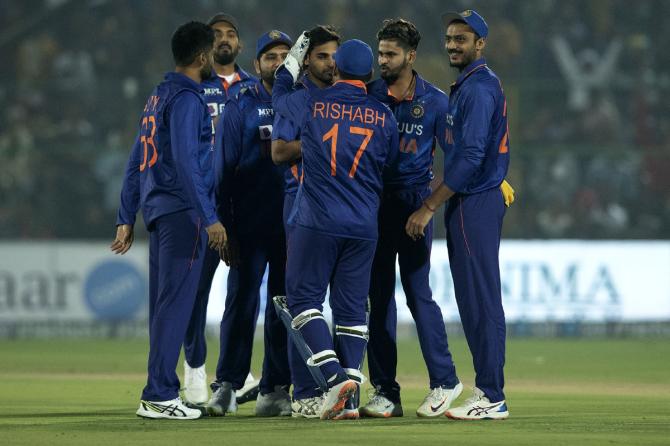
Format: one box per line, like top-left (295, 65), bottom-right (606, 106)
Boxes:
top-left (253, 58), bottom-right (261, 75)
top-left (476, 37), bottom-right (486, 52)
top-left (407, 49), bottom-right (417, 65)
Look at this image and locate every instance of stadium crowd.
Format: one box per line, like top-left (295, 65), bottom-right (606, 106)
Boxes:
top-left (0, 0), bottom-right (668, 239)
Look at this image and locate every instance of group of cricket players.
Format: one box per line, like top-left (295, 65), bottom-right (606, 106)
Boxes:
top-left (112, 7), bottom-right (514, 422)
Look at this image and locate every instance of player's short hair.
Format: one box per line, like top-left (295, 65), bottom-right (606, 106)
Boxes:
top-left (306, 25), bottom-right (341, 55)
top-left (338, 69), bottom-right (372, 83)
top-left (171, 21), bottom-right (215, 67)
top-left (376, 18), bottom-right (421, 51)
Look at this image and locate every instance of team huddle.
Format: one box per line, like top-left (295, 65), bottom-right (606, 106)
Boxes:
top-left (111, 9), bottom-right (513, 422)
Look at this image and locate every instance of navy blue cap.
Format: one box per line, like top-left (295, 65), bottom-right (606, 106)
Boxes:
top-left (442, 9), bottom-right (488, 38)
top-left (333, 39), bottom-right (373, 76)
top-left (256, 30), bottom-right (293, 59)
top-left (207, 13), bottom-right (239, 33)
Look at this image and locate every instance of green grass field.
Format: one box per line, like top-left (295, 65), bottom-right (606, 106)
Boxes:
top-left (1, 337), bottom-right (668, 445)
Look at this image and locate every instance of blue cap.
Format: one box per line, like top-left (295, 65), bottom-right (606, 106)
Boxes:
top-left (333, 39), bottom-right (373, 76)
top-left (442, 9), bottom-right (488, 38)
top-left (256, 30), bottom-right (293, 59)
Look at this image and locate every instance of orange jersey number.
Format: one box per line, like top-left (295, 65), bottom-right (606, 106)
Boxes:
top-left (322, 124), bottom-right (374, 178)
top-left (139, 116), bottom-right (158, 171)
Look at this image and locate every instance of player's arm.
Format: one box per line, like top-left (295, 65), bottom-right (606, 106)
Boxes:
top-left (111, 132), bottom-right (142, 254)
top-left (271, 114), bottom-right (302, 164)
top-left (170, 92), bottom-right (225, 250)
top-left (406, 88), bottom-right (494, 240)
top-left (217, 99), bottom-right (245, 267)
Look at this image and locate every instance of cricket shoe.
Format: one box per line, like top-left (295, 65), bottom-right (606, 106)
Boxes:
top-left (339, 397), bottom-right (360, 420)
top-left (359, 388), bottom-right (403, 418)
top-left (291, 395), bottom-right (324, 419)
top-left (446, 387), bottom-right (509, 420)
top-left (236, 372), bottom-right (260, 404)
top-left (255, 385), bottom-right (292, 416)
top-left (182, 361), bottom-right (208, 405)
top-left (206, 381), bottom-right (237, 416)
top-left (320, 379), bottom-right (358, 420)
top-left (136, 397), bottom-right (202, 420)
top-left (416, 382), bottom-right (463, 418)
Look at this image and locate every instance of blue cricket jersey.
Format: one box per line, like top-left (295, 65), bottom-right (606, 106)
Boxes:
top-left (271, 74), bottom-right (321, 197)
top-left (117, 72), bottom-right (218, 229)
top-left (442, 58), bottom-right (509, 194)
top-left (368, 72), bottom-right (450, 190)
top-left (201, 65), bottom-right (257, 130)
top-left (273, 67), bottom-right (399, 240)
top-left (214, 80), bottom-right (285, 236)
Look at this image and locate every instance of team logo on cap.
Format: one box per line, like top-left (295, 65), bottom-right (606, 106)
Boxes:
top-left (462, 10), bottom-right (472, 17)
top-left (411, 104), bottom-right (424, 119)
top-left (269, 30), bottom-right (282, 40)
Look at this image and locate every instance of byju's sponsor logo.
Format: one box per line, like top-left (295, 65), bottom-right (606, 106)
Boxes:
top-left (84, 261), bottom-right (146, 320)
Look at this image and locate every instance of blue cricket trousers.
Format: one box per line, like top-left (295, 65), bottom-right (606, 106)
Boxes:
top-left (445, 187), bottom-right (506, 403)
top-left (142, 209), bottom-right (208, 401)
top-left (214, 232), bottom-right (290, 394)
top-left (368, 186), bottom-right (459, 402)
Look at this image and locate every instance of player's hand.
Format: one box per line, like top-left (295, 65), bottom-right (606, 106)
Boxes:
top-left (500, 179), bottom-right (515, 207)
top-left (405, 204), bottom-right (434, 241)
top-left (110, 224), bottom-right (134, 255)
top-left (206, 221), bottom-right (227, 251)
top-left (278, 31), bottom-right (310, 82)
top-left (221, 235), bottom-right (240, 268)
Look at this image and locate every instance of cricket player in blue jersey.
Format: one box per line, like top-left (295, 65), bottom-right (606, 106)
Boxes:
top-left (360, 18), bottom-right (463, 418)
top-left (183, 12), bottom-right (259, 406)
top-left (205, 31), bottom-right (294, 418)
top-left (273, 37), bottom-right (399, 420)
top-left (111, 21), bottom-right (226, 420)
top-left (406, 10), bottom-right (511, 420)
top-left (270, 24), bottom-right (341, 418)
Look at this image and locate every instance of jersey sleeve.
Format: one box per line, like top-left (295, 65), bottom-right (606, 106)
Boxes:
top-left (433, 91), bottom-right (451, 153)
top-left (116, 132), bottom-right (142, 225)
top-left (169, 92), bottom-right (219, 226)
top-left (215, 98), bottom-right (244, 229)
top-left (272, 66), bottom-right (310, 123)
top-left (272, 113), bottom-right (300, 142)
top-left (442, 86), bottom-right (495, 192)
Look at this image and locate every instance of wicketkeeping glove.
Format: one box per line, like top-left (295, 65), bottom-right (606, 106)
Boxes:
top-left (277, 31), bottom-right (310, 83)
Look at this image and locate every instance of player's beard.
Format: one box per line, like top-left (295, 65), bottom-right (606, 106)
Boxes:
top-left (214, 44), bottom-right (240, 65)
top-left (380, 56), bottom-right (409, 85)
top-left (309, 66), bottom-right (334, 86)
top-left (260, 66), bottom-right (275, 88)
top-left (448, 46), bottom-right (477, 70)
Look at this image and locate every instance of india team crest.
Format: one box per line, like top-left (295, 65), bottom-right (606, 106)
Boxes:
top-left (269, 30), bottom-right (282, 40)
top-left (411, 103), bottom-right (424, 119)
top-left (462, 10), bottom-right (472, 17)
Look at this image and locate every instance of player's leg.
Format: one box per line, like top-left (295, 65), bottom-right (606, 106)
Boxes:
top-left (181, 247), bottom-right (219, 404)
top-left (329, 237), bottom-right (377, 420)
top-left (444, 189), bottom-right (508, 420)
top-left (255, 233), bottom-right (291, 416)
top-left (137, 210), bottom-right (207, 420)
top-left (207, 236), bottom-right (265, 416)
top-left (361, 194), bottom-right (403, 417)
top-left (283, 193), bottom-right (323, 416)
top-left (397, 188), bottom-right (461, 417)
top-left (286, 226), bottom-right (356, 420)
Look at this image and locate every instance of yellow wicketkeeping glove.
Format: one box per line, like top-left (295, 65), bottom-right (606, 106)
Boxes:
top-left (500, 180), bottom-right (515, 207)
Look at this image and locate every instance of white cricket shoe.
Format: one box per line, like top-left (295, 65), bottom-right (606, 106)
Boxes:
top-left (416, 382), bottom-right (463, 417)
top-left (236, 372), bottom-right (260, 404)
top-left (359, 389), bottom-right (403, 418)
top-left (255, 385), bottom-right (292, 417)
top-left (136, 397), bottom-right (202, 420)
top-left (446, 387), bottom-right (509, 420)
top-left (291, 395), bottom-right (324, 419)
top-left (320, 379), bottom-right (358, 420)
top-left (182, 361), bottom-right (208, 405)
top-left (206, 381), bottom-right (237, 416)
